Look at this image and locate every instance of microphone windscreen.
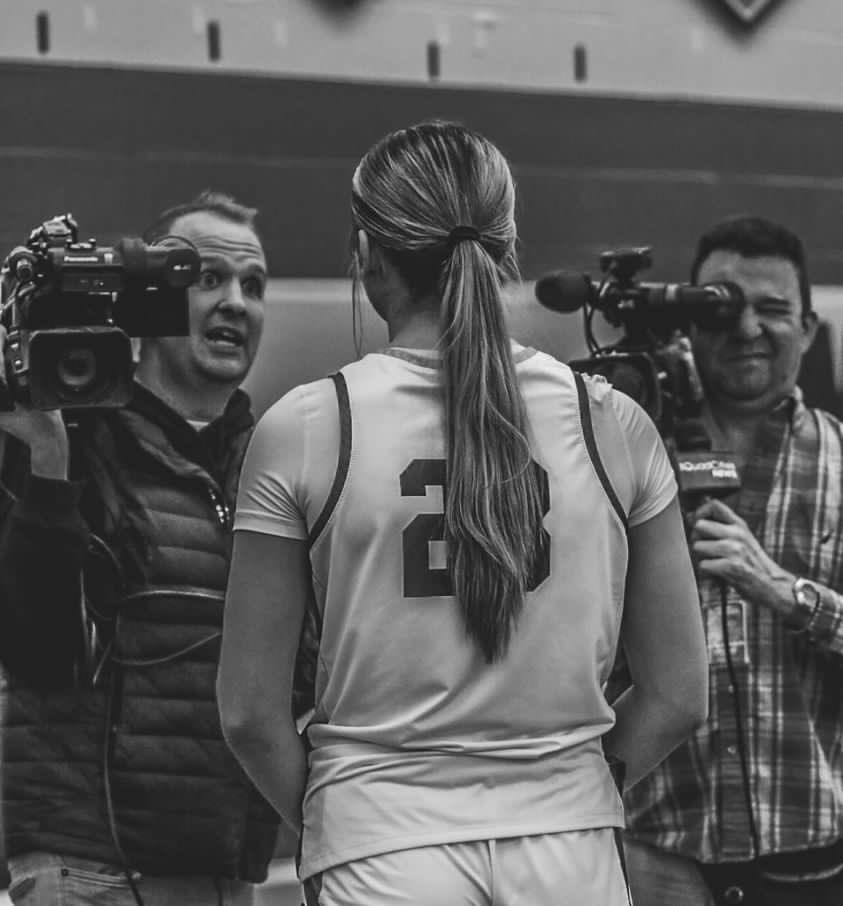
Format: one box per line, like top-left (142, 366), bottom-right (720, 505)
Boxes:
top-left (534, 271), bottom-right (593, 313)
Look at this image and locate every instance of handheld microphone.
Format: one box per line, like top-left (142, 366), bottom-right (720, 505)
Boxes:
top-left (673, 422), bottom-right (741, 510)
top-left (676, 450), bottom-right (741, 502)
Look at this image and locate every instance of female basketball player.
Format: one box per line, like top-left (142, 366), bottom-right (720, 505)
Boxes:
top-left (218, 121), bottom-right (707, 906)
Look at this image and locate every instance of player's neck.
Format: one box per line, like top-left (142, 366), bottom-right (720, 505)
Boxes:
top-left (387, 310), bottom-right (440, 351)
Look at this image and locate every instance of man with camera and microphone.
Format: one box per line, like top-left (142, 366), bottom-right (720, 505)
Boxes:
top-left (620, 216), bottom-right (843, 905)
top-left (0, 191), bottom-right (282, 905)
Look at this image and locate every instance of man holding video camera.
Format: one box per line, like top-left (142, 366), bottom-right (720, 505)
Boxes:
top-left (0, 191), bottom-right (279, 905)
top-left (623, 215), bottom-right (843, 905)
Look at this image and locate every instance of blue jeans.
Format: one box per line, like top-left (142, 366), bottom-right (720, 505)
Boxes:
top-left (7, 852), bottom-right (255, 906)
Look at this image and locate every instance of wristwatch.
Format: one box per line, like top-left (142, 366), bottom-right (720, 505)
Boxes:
top-left (791, 577), bottom-right (821, 628)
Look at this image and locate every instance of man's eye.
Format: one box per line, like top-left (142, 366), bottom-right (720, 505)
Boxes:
top-left (198, 270), bottom-right (222, 290)
top-left (243, 277), bottom-right (265, 299)
top-left (757, 301), bottom-right (791, 317)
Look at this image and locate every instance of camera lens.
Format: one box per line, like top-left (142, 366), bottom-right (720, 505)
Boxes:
top-left (27, 327), bottom-right (133, 409)
top-left (56, 346), bottom-right (97, 393)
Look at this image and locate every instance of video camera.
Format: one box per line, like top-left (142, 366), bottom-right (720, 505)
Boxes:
top-left (535, 247), bottom-right (744, 505)
top-left (0, 214), bottom-right (199, 409)
top-left (535, 247), bottom-right (746, 435)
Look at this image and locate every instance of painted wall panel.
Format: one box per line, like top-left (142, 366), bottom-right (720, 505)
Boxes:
top-left (242, 280), bottom-right (843, 423)
top-left (4, 0), bottom-right (843, 107)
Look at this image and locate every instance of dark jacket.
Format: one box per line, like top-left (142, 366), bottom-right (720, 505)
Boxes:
top-left (0, 383), bottom-right (280, 881)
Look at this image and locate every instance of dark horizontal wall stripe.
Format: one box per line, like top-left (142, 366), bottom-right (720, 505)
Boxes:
top-left (1, 61), bottom-right (838, 174)
top-left (515, 169), bottom-right (843, 278)
top-left (1, 61), bottom-right (843, 282)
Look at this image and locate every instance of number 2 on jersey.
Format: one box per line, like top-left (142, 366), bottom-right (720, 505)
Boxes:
top-left (400, 458), bottom-right (550, 598)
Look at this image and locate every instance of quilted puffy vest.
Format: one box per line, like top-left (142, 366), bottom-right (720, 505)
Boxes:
top-left (2, 387), bottom-right (280, 881)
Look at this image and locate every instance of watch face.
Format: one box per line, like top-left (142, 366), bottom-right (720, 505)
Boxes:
top-left (795, 579), bottom-right (820, 609)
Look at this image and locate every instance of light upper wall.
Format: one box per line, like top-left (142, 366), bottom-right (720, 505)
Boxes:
top-left (1, 0), bottom-right (841, 109)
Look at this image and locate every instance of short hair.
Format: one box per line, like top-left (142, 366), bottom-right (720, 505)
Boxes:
top-left (690, 215), bottom-right (811, 318)
top-left (142, 189), bottom-right (260, 245)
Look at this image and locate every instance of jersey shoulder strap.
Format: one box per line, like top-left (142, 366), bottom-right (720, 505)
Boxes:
top-left (309, 370), bottom-right (627, 538)
top-left (572, 370), bottom-right (628, 531)
top-left (307, 371), bottom-right (352, 548)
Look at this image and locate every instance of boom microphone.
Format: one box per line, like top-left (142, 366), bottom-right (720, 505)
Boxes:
top-left (535, 270), bottom-right (740, 313)
top-left (534, 271), bottom-right (594, 314)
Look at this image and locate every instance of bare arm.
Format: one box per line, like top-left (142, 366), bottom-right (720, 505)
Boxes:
top-left (217, 529), bottom-right (310, 833)
top-left (603, 495), bottom-right (708, 789)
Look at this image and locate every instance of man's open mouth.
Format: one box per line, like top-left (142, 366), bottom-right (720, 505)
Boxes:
top-left (206, 327), bottom-right (245, 347)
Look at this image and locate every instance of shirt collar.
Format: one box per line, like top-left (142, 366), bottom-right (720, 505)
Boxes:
top-left (378, 341), bottom-right (536, 369)
top-left (771, 385), bottom-right (807, 433)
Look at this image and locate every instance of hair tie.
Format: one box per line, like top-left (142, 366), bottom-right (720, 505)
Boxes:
top-left (446, 225), bottom-right (481, 250)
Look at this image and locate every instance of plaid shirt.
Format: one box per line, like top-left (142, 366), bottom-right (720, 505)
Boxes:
top-left (625, 389), bottom-right (843, 862)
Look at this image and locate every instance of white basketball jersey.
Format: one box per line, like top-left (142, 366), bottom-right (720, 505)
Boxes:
top-left (234, 345), bottom-right (676, 879)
